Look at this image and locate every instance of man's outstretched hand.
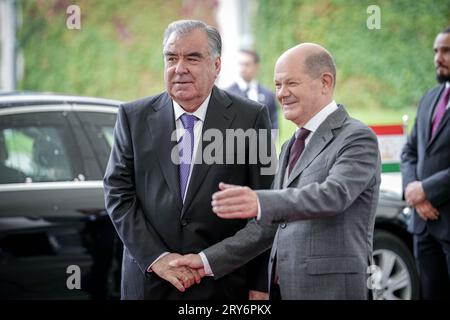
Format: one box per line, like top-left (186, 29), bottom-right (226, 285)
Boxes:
top-left (169, 253), bottom-right (206, 276)
top-left (150, 253), bottom-right (202, 292)
top-left (212, 182), bottom-right (258, 219)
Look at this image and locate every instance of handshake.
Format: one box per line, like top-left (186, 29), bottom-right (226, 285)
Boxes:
top-left (149, 182), bottom-right (266, 299)
top-left (150, 252), bottom-right (206, 292)
top-left (151, 253), bottom-right (268, 299)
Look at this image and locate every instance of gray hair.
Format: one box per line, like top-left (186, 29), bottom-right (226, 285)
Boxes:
top-left (163, 20), bottom-right (222, 58)
top-left (304, 51), bottom-right (337, 88)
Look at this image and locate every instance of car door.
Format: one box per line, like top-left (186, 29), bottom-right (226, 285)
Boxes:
top-left (0, 106), bottom-right (96, 299)
top-left (68, 106), bottom-right (122, 300)
top-left (70, 106), bottom-right (117, 178)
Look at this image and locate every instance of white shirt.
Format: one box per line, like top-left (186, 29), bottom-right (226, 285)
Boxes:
top-left (446, 82), bottom-right (450, 111)
top-left (256, 100), bottom-right (339, 219)
top-left (442, 81), bottom-right (449, 108)
top-left (147, 94), bottom-right (210, 273)
top-left (236, 76), bottom-right (259, 102)
top-left (301, 100), bottom-right (339, 146)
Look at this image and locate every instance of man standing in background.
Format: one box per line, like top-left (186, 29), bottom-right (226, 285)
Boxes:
top-left (226, 49), bottom-right (279, 131)
top-left (401, 27), bottom-right (450, 300)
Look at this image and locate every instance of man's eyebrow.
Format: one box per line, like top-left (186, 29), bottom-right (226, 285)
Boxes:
top-left (274, 77), bottom-right (296, 83)
top-left (434, 45), bottom-right (450, 51)
top-left (163, 51), bottom-right (204, 58)
top-left (186, 52), bottom-right (204, 58)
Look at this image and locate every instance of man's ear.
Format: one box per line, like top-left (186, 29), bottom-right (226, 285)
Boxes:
top-left (215, 57), bottom-right (221, 76)
top-left (321, 72), bottom-right (334, 93)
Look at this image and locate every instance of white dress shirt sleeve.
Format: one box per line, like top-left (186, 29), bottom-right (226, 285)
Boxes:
top-left (199, 252), bottom-right (214, 276)
top-left (256, 195), bottom-right (262, 220)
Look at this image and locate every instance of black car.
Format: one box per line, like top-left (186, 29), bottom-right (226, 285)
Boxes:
top-left (0, 93), bottom-right (419, 300)
top-left (372, 173), bottom-right (420, 300)
top-left (0, 93), bottom-right (121, 299)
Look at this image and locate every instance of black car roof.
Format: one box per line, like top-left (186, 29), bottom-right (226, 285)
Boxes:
top-left (0, 92), bottom-right (122, 108)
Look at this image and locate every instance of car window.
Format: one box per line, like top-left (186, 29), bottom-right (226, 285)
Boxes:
top-left (74, 111), bottom-right (117, 176)
top-left (0, 111), bottom-right (82, 184)
top-left (101, 126), bottom-right (114, 148)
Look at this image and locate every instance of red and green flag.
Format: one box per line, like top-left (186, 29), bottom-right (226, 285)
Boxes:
top-left (369, 125), bottom-right (405, 173)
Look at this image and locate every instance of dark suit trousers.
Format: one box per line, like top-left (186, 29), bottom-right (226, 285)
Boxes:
top-left (414, 228), bottom-right (450, 300)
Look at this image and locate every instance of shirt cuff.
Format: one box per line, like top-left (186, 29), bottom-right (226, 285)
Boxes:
top-left (147, 252), bottom-right (170, 273)
top-left (199, 251), bottom-right (214, 276)
top-left (256, 195), bottom-right (262, 220)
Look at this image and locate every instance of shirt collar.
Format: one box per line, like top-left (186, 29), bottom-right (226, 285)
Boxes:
top-left (298, 100), bottom-right (339, 134)
top-left (445, 81), bottom-right (450, 89)
top-left (236, 76), bottom-right (258, 92)
top-left (172, 93), bottom-right (211, 122)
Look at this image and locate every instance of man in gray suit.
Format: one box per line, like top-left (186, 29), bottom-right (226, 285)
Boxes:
top-left (172, 43), bottom-right (381, 300)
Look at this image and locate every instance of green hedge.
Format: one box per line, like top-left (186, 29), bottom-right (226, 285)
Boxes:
top-left (254, 0), bottom-right (450, 140)
top-left (18, 0), bottom-right (450, 143)
top-left (18, 0), bottom-right (182, 101)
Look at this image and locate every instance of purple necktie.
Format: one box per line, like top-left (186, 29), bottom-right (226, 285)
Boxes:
top-left (178, 113), bottom-right (198, 201)
top-left (288, 128), bottom-right (311, 176)
top-left (432, 86), bottom-right (450, 137)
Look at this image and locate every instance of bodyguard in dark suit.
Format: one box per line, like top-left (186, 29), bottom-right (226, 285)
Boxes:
top-left (226, 49), bottom-right (279, 130)
top-left (401, 27), bottom-right (450, 300)
top-left (103, 20), bottom-right (274, 299)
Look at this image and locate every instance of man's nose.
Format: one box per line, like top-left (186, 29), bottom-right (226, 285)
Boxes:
top-left (435, 50), bottom-right (444, 66)
top-left (175, 59), bottom-right (189, 74)
top-left (277, 85), bottom-right (289, 100)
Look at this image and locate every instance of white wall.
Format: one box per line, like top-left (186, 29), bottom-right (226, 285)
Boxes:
top-left (215, 0), bottom-right (254, 89)
top-left (0, 0), bottom-right (17, 91)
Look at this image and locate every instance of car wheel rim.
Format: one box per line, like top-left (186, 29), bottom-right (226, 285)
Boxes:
top-left (372, 249), bottom-right (412, 300)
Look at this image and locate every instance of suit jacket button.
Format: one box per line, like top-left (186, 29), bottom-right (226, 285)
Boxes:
top-left (280, 223), bottom-right (287, 229)
top-left (181, 219), bottom-right (188, 227)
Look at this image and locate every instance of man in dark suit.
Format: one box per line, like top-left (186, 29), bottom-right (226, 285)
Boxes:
top-left (401, 27), bottom-right (450, 300)
top-left (226, 49), bottom-right (279, 131)
top-left (103, 20), bottom-right (275, 300)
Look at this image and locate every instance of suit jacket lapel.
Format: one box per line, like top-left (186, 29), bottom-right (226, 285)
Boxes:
top-left (182, 87), bottom-right (235, 217)
top-left (426, 84), bottom-right (445, 148)
top-left (433, 108), bottom-right (450, 140)
top-left (286, 106), bottom-right (348, 186)
top-left (146, 93), bottom-right (183, 211)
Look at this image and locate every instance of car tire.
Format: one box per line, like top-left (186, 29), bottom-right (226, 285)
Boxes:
top-left (371, 230), bottom-right (420, 300)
